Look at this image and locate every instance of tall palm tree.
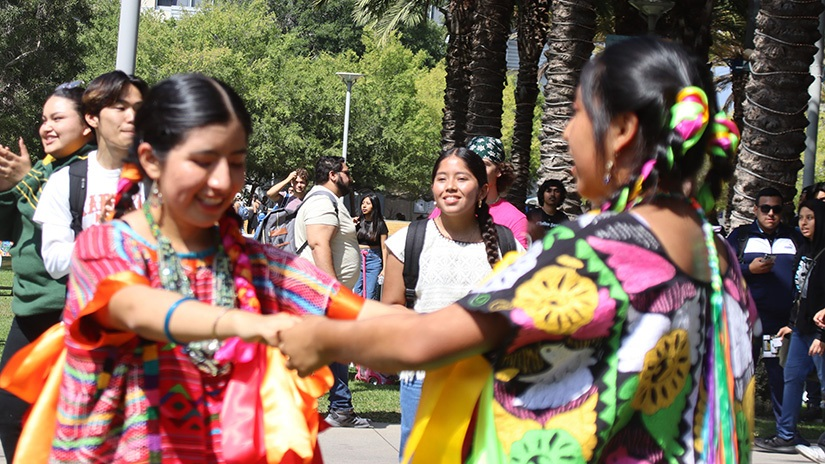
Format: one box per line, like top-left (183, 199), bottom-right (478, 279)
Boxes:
top-left (465, 0), bottom-right (515, 139)
top-left (728, 0), bottom-right (823, 228)
top-left (537, 0), bottom-right (597, 216)
top-left (506, 0), bottom-right (551, 211)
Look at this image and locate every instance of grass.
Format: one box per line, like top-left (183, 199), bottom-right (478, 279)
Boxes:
top-left (0, 266), bottom-right (12, 360)
top-left (317, 367), bottom-right (401, 424)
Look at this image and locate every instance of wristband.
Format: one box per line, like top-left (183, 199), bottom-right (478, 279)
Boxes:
top-left (164, 296), bottom-right (196, 345)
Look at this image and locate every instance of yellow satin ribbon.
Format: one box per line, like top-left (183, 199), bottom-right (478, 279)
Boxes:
top-left (403, 355), bottom-right (493, 464)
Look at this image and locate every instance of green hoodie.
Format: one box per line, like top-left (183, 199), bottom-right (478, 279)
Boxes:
top-left (0, 144), bottom-right (95, 317)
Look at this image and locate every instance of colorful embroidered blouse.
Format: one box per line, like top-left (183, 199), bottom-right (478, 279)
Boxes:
top-left (456, 212), bottom-right (756, 463)
top-left (54, 221), bottom-right (348, 463)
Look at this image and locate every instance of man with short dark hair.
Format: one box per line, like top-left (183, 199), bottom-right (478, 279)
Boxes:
top-left (528, 179), bottom-right (570, 241)
top-left (294, 156), bottom-right (368, 427)
top-left (728, 187), bottom-right (803, 452)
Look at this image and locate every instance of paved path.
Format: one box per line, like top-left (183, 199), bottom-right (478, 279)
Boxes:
top-left (0, 426), bottom-right (815, 463)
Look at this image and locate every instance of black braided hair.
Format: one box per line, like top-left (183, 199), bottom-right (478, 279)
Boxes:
top-left (476, 200), bottom-right (501, 267)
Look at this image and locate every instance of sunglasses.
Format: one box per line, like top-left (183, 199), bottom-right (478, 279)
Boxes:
top-left (55, 80), bottom-right (84, 91)
top-left (758, 204), bottom-right (783, 214)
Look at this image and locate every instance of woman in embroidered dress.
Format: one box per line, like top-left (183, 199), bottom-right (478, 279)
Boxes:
top-left (0, 82), bottom-right (95, 462)
top-left (280, 37), bottom-right (756, 463)
top-left (11, 73), bottom-right (377, 464)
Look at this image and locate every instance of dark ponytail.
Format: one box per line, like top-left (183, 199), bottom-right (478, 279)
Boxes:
top-left (476, 201), bottom-right (500, 267)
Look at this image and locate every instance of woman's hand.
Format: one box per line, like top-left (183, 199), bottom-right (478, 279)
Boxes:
top-left (0, 138), bottom-right (31, 191)
top-left (229, 311), bottom-right (300, 345)
top-left (776, 326), bottom-right (793, 338)
top-left (815, 309), bottom-right (825, 328)
top-left (279, 316), bottom-right (332, 376)
top-left (810, 339), bottom-right (825, 356)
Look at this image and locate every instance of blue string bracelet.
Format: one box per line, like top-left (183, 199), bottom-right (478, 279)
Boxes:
top-left (164, 296), bottom-right (196, 345)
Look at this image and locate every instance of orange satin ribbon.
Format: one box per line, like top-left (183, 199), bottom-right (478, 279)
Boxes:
top-left (0, 323), bottom-right (67, 464)
top-left (326, 285), bottom-right (364, 320)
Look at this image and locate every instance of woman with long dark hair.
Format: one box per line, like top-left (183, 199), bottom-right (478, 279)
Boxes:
top-left (280, 37), bottom-right (755, 462)
top-left (353, 192), bottom-right (388, 300)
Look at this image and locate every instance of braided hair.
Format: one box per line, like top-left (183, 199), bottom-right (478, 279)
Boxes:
top-left (578, 37), bottom-right (735, 212)
top-left (432, 147), bottom-right (501, 267)
top-left (112, 73), bottom-right (253, 218)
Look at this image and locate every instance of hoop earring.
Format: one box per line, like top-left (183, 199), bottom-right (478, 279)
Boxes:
top-left (151, 180), bottom-right (163, 207)
top-left (603, 160), bottom-right (614, 185)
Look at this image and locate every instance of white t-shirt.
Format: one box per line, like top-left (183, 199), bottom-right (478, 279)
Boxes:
top-left (295, 186), bottom-right (360, 289)
top-left (33, 150), bottom-right (144, 279)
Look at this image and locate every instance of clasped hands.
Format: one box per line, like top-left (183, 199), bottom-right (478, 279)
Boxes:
top-left (256, 313), bottom-right (331, 377)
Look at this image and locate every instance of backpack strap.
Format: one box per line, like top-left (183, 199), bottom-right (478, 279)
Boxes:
top-left (402, 220), bottom-right (429, 309)
top-left (734, 226), bottom-right (749, 264)
top-left (295, 190), bottom-right (339, 255)
top-left (68, 157), bottom-right (88, 236)
top-left (494, 224), bottom-right (517, 256)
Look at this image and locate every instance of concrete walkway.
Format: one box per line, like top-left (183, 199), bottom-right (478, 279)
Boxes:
top-left (0, 426), bottom-right (815, 463)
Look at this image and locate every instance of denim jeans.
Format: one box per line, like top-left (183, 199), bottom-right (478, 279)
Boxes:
top-left (327, 362), bottom-right (354, 411)
top-left (777, 332), bottom-right (825, 439)
top-left (353, 248), bottom-right (382, 300)
top-left (399, 376), bottom-right (424, 458)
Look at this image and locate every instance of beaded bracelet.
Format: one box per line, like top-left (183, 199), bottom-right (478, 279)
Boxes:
top-left (164, 296), bottom-right (196, 345)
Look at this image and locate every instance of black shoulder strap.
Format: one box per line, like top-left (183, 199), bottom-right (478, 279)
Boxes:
top-left (68, 157), bottom-right (88, 236)
top-left (402, 220), bottom-right (429, 309)
top-left (736, 227), bottom-right (749, 264)
top-left (495, 224), bottom-right (517, 256)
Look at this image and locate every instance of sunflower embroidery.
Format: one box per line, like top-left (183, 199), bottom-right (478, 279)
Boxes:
top-left (511, 263), bottom-right (598, 335)
top-left (632, 329), bottom-right (690, 415)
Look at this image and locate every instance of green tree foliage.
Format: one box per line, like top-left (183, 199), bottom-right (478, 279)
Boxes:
top-left (0, 0), bottom-right (92, 152)
top-left (76, 0), bottom-right (443, 195)
top-left (269, 0), bottom-right (366, 57)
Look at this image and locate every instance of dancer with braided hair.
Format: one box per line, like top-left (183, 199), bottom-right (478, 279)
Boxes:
top-left (280, 37), bottom-right (756, 463)
top-left (380, 147), bottom-right (522, 456)
top-left (0, 73), bottom-right (398, 463)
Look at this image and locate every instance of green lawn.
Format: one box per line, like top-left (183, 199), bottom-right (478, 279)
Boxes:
top-left (0, 266), bottom-right (12, 360)
top-left (318, 370), bottom-right (401, 423)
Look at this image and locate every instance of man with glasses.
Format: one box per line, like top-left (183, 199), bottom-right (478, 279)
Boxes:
top-left (294, 155), bottom-right (369, 427)
top-left (728, 187), bottom-right (804, 452)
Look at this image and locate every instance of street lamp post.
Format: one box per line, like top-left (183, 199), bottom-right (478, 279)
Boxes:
top-left (336, 72), bottom-right (364, 163)
top-left (628, 0), bottom-right (675, 33)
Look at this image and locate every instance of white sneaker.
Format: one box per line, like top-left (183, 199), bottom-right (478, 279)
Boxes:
top-left (797, 444), bottom-right (825, 463)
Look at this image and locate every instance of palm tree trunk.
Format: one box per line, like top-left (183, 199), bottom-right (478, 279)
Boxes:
top-left (728, 0), bottom-right (823, 228)
top-left (466, 0), bottom-right (515, 138)
top-left (661, 0), bottom-right (714, 60)
top-left (507, 0), bottom-right (551, 211)
top-left (537, 0), bottom-right (596, 216)
top-left (442, 0), bottom-right (476, 150)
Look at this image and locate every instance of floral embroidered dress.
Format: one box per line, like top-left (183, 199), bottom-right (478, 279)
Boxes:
top-left (52, 221), bottom-right (354, 463)
top-left (453, 212), bottom-right (755, 463)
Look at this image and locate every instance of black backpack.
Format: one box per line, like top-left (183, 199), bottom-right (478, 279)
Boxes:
top-left (402, 220), bottom-right (518, 308)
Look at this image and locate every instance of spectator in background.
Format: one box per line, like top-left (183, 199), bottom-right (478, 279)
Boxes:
top-left (34, 71), bottom-right (148, 279)
top-left (814, 181), bottom-right (825, 201)
top-left (266, 168), bottom-right (309, 211)
top-left (294, 156), bottom-right (368, 427)
top-left (430, 136), bottom-right (529, 247)
top-left (0, 81), bottom-right (95, 462)
top-left (527, 178), bottom-right (570, 241)
top-left (727, 187), bottom-right (802, 445)
top-left (353, 192), bottom-right (388, 300)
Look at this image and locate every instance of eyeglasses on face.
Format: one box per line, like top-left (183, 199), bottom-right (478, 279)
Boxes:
top-left (55, 80), bottom-right (85, 91)
top-left (758, 204), bottom-right (783, 214)
top-left (338, 170), bottom-right (350, 176)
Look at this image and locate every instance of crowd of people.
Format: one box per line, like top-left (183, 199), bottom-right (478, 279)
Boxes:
top-left (0, 34), bottom-right (822, 463)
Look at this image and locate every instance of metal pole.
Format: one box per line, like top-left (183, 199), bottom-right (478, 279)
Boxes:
top-left (804, 5), bottom-right (825, 188)
top-left (115, 0), bottom-right (141, 74)
top-left (342, 81), bottom-right (354, 163)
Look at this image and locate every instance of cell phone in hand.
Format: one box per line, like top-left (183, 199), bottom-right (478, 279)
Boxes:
top-left (763, 253), bottom-right (776, 263)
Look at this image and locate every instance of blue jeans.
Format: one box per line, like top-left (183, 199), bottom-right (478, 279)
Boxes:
top-left (328, 362), bottom-right (354, 411)
top-left (353, 248), bottom-right (382, 300)
top-left (777, 332), bottom-right (825, 439)
top-left (399, 376), bottom-right (424, 458)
